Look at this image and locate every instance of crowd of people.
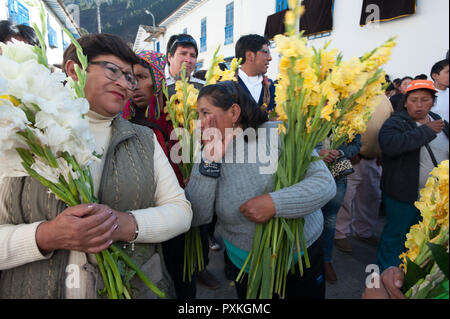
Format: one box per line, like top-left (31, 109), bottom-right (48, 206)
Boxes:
top-left (0, 19), bottom-right (448, 300)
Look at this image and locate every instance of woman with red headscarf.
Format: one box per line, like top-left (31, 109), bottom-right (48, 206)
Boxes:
top-left (122, 50), bottom-right (184, 186)
top-left (122, 50), bottom-right (204, 298)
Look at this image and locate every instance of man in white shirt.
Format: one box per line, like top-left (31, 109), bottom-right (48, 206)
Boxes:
top-left (235, 34), bottom-right (276, 112)
top-left (165, 33), bottom-right (204, 88)
top-left (163, 33), bottom-right (221, 296)
top-left (431, 59), bottom-right (449, 122)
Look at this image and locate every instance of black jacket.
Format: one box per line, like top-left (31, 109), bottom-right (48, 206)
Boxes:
top-left (238, 76), bottom-right (276, 112)
top-left (379, 110), bottom-right (449, 202)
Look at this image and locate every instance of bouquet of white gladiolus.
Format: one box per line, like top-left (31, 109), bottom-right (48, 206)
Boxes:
top-left (0, 39), bottom-right (97, 200)
top-left (0, 8), bottom-right (165, 299)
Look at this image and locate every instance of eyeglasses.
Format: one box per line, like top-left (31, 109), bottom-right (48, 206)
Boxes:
top-left (169, 35), bottom-right (198, 53)
top-left (89, 61), bottom-right (138, 91)
top-left (258, 49), bottom-right (271, 56)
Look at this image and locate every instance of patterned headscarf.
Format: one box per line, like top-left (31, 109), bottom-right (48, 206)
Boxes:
top-left (137, 50), bottom-right (166, 94)
top-left (122, 50), bottom-right (167, 120)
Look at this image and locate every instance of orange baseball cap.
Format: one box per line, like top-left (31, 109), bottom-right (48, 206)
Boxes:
top-left (405, 80), bottom-right (438, 93)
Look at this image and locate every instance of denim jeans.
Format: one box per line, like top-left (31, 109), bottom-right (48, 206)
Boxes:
top-left (320, 177), bottom-right (347, 262)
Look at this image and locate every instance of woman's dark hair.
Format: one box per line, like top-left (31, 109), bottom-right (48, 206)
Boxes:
top-left (0, 20), bottom-right (20, 43)
top-left (0, 21), bottom-right (41, 47)
top-left (17, 24), bottom-right (40, 47)
top-left (414, 74), bottom-right (428, 80)
top-left (63, 33), bottom-right (140, 72)
top-left (235, 34), bottom-right (270, 64)
top-left (198, 81), bottom-right (268, 131)
top-left (385, 83), bottom-right (395, 92)
top-left (401, 76), bottom-right (413, 84)
top-left (402, 89), bottom-right (437, 110)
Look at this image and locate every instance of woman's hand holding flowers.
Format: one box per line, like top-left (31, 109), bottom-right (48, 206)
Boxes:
top-left (239, 194), bottom-right (276, 224)
top-left (36, 203), bottom-right (118, 255)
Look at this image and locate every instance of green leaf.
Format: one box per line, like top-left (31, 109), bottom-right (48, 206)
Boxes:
top-left (247, 262), bottom-right (263, 299)
top-left (403, 257), bottom-right (427, 292)
top-left (427, 243), bottom-right (449, 279)
top-left (426, 280), bottom-right (449, 299)
top-left (15, 148), bottom-right (34, 167)
top-left (280, 219), bottom-right (294, 243)
top-left (43, 145), bottom-right (58, 168)
top-left (412, 282), bottom-right (434, 299)
top-left (109, 244), bottom-right (166, 299)
top-left (259, 247), bottom-right (272, 299)
top-left (276, 163), bottom-right (289, 188)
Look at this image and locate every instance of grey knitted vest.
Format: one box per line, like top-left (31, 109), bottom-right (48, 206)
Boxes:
top-left (0, 116), bottom-right (174, 299)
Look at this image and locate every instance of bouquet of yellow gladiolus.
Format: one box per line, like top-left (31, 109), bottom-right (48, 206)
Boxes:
top-left (321, 37), bottom-right (395, 179)
top-left (328, 38), bottom-right (396, 151)
top-left (236, 0), bottom-right (394, 299)
top-left (205, 46), bottom-right (241, 85)
top-left (162, 65), bottom-right (200, 180)
top-left (162, 47), bottom-right (241, 282)
top-left (162, 65), bottom-right (202, 282)
top-left (399, 160), bottom-right (449, 299)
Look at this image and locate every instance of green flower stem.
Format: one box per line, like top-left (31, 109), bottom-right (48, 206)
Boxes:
top-left (103, 256), bottom-right (118, 299)
top-left (96, 253), bottom-right (113, 298)
top-left (67, 172), bottom-right (80, 199)
top-left (299, 219), bottom-right (310, 268)
top-left (195, 227), bottom-right (204, 272)
top-left (102, 249), bottom-right (124, 296)
top-left (295, 220), bottom-right (304, 276)
top-left (43, 145), bottom-right (58, 168)
top-left (236, 250), bottom-right (252, 283)
top-left (58, 176), bottom-right (80, 206)
top-left (109, 244), bottom-right (166, 299)
top-left (21, 163), bottom-right (77, 206)
top-left (123, 286), bottom-right (132, 299)
top-left (15, 148), bottom-right (34, 167)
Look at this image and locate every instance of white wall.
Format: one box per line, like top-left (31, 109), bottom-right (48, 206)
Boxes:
top-left (0, 0), bottom-right (8, 20)
top-left (301, 0), bottom-right (449, 80)
top-left (154, 0), bottom-right (449, 81)
top-left (1, 0), bottom-right (73, 65)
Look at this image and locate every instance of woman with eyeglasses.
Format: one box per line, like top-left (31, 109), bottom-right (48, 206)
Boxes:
top-left (0, 34), bottom-right (192, 299)
top-left (184, 81), bottom-right (336, 299)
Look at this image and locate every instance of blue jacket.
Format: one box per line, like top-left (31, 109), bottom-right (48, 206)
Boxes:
top-left (238, 76), bottom-right (276, 112)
